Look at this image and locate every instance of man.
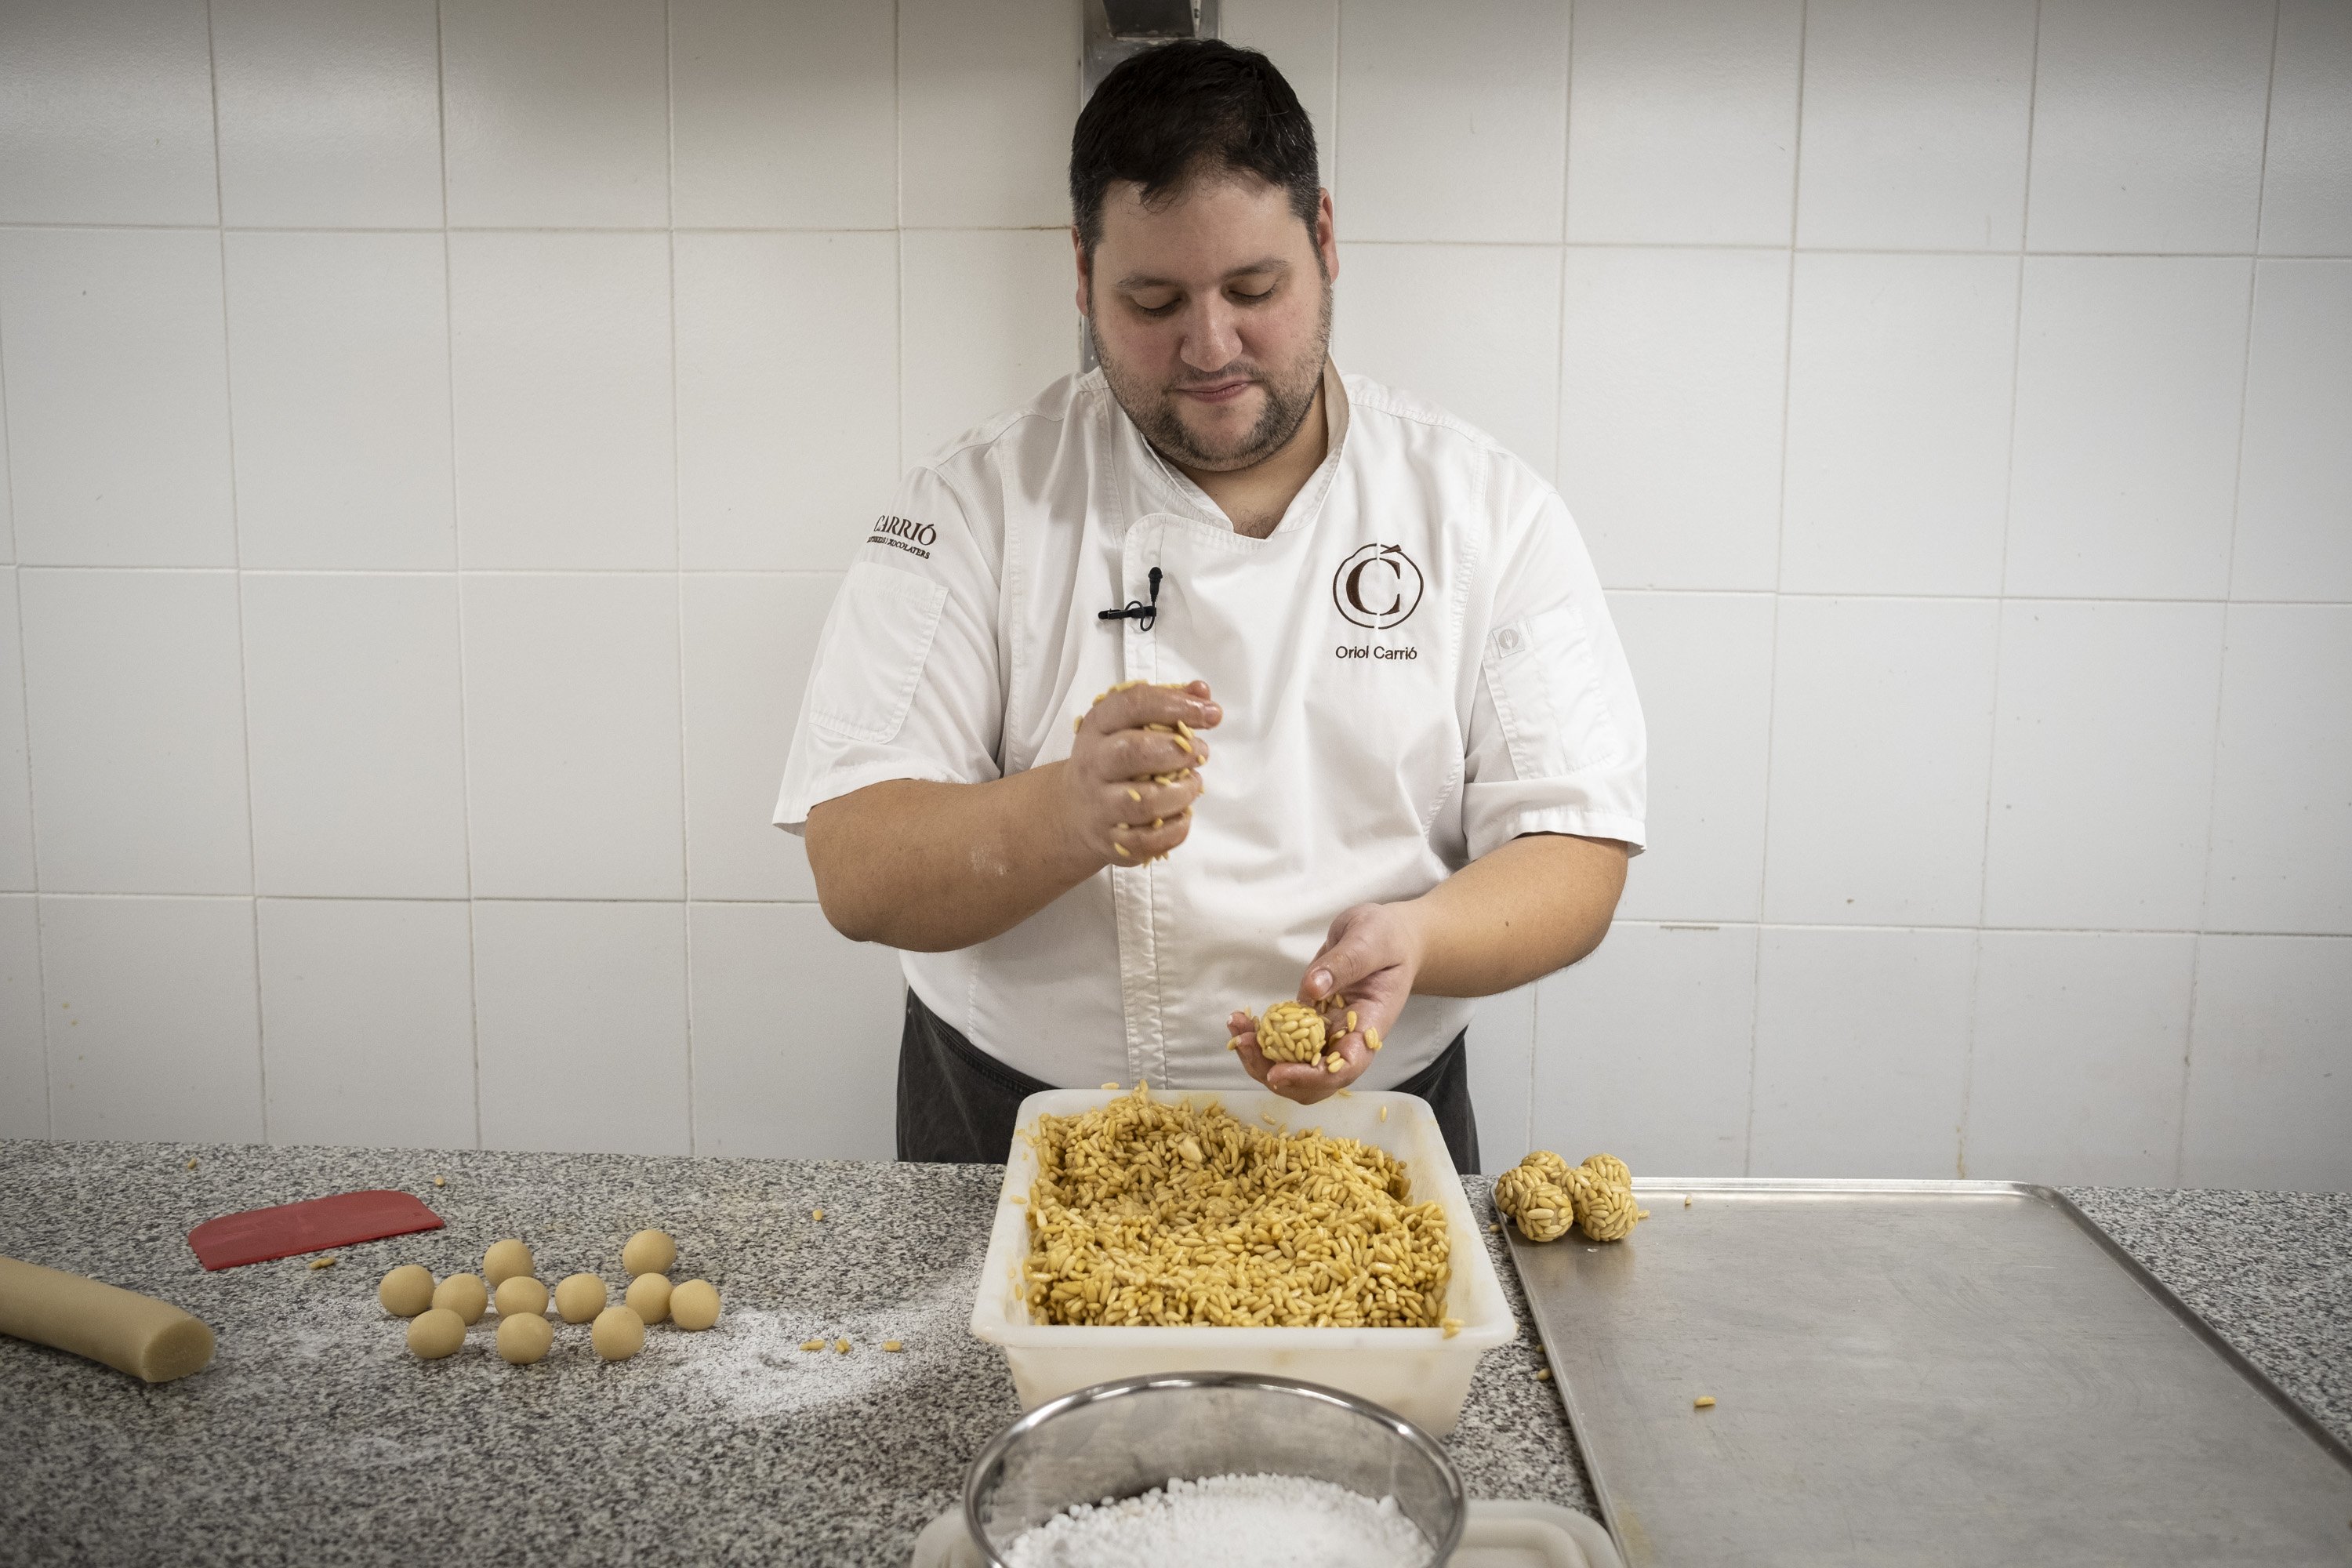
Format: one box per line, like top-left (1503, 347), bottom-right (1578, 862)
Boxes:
top-left (777, 42), bottom-right (1644, 1172)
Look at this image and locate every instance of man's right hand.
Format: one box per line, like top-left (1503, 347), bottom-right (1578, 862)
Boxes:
top-left (805, 679), bottom-right (1220, 950)
top-left (1058, 679), bottom-right (1220, 867)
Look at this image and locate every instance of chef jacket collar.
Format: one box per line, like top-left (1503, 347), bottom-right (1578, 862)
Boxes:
top-left (1116, 358), bottom-right (1353, 541)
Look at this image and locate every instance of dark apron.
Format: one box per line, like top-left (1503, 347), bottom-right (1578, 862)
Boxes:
top-left (895, 989), bottom-right (1482, 1173)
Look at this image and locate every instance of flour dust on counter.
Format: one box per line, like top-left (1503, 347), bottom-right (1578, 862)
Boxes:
top-left (682, 1268), bottom-right (975, 1424)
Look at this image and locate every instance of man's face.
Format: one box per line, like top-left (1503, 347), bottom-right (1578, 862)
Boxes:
top-left (1078, 172), bottom-right (1338, 473)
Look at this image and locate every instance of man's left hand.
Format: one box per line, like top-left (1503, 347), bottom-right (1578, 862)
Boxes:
top-left (1229, 902), bottom-right (1421, 1105)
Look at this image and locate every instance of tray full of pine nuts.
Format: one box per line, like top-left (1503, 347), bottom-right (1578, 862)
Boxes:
top-left (969, 1085), bottom-right (1512, 1436)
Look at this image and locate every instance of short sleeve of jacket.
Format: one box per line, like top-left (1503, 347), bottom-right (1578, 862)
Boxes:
top-left (773, 465), bottom-right (1005, 833)
top-left (1459, 480), bottom-right (1647, 861)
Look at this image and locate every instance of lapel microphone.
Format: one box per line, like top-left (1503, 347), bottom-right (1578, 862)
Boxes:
top-left (1098, 566), bottom-right (1165, 632)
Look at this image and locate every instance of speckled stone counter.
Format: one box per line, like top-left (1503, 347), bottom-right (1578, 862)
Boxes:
top-left (0, 1142), bottom-right (2344, 1567)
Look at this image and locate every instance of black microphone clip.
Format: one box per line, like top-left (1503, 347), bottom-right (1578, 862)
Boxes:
top-left (1098, 566), bottom-right (1164, 632)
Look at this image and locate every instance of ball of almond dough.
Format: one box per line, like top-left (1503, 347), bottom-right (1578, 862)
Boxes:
top-left (406, 1307), bottom-right (466, 1359)
top-left (623, 1272), bottom-right (672, 1326)
top-left (670, 1279), bottom-right (720, 1331)
top-left (431, 1272), bottom-right (488, 1325)
top-left (495, 1311), bottom-right (554, 1365)
top-left (590, 1305), bottom-right (645, 1361)
top-left (620, 1229), bottom-right (676, 1278)
top-left (482, 1238), bottom-right (534, 1287)
top-left (494, 1274), bottom-right (549, 1319)
top-left (378, 1264), bottom-right (434, 1318)
top-left (553, 1272), bottom-right (606, 1324)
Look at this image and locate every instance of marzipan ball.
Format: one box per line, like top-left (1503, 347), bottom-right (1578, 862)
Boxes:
top-left (431, 1272), bottom-right (488, 1325)
top-left (494, 1274), bottom-right (549, 1319)
top-left (495, 1312), bottom-right (554, 1365)
top-left (620, 1229), bottom-right (677, 1278)
top-left (483, 1238), bottom-right (535, 1287)
top-left (670, 1279), bottom-right (720, 1332)
top-left (407, 1307), bottom-right (466, 1359)
top-left (378, 1264), bottom-right (434, 1318)
top-left (590, 1305), bottom-right (645, 1361)
top-left (554, 1272), bottom-right (607, 1324)
top-left (624, 1272), bottom-right (672, 1326)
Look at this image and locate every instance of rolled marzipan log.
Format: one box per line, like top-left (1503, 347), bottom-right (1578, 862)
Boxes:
top-left (0, 1254), bottom-right (216, 1383)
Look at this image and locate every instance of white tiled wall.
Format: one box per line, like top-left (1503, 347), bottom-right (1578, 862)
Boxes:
top-left (2, 1), bottom-right (2345, 1189)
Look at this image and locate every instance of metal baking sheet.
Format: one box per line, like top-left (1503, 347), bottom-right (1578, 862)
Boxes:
top-left (1507, 1179), bottom-right (2352, 1566)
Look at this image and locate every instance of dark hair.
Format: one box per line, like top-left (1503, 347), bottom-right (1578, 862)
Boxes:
top-left (1069, 39), bottom-right (1320, 256)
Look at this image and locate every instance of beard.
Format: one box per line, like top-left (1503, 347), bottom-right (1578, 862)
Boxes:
top-left (1090, 278), bottom-right (1334, 473)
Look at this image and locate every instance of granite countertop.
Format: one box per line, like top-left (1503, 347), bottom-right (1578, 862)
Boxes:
top-left (1, 1141), bottom-right (2346, 1566)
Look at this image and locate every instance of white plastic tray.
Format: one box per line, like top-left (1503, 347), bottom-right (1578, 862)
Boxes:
top-left (968, 1087), bottom-right (1515, 1436)
top-left (910, 1498), bottom-right (1623, 1567)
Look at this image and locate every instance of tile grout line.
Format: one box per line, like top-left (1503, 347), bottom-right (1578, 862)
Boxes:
top-left (431, 0), bottom-right (485, 1154)
top-left (1740, 0), bottom-right (1810, 1180)
top-left (1524, 0), bottom-right (1558, 1157)
top-left (0, 281), bottom-right (56, 1137)
top-left (15, 890), bottom-right (2350, 939)
top-left (1, 223), bottom-right (2348, 265)
top-left (1955, 924), bottom-right (1984, 1181)
top-left (2178, 0), bottom-right (2286, 1186)
top-left (1336, 0), bottom-right (1355, 212)
top-left (1738, 611), bottom-right (1777, 1165)
top-left (1504, 90), bottom-right (1540, 1100)
top-left (1549, 0), bottom-right (1573, 489)
top-left (24, 565), bottom-right (2352, 606)
top-left (5, 564), bottom-right (866, 579)
top-left (201, 0), bottom-right (272, 1145)
top-left (1962, 0), bottom-right (2046, 1182)
top-left (893, 0), bottom-right (908, 479)
top-left (1526, 0), bottom-right (1557, 1163)
top-left (665, 0), bottom-right (699, 1160)
top-left (1520, 0), bottom-right (1553, 1167)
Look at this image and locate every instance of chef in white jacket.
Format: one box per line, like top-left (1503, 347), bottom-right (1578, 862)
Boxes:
top-left (776, 41), bottom-right (1644, 1171)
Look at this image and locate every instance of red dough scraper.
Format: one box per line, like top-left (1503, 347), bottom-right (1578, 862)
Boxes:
top-left (189, 1190), bottom-right (443, 1270)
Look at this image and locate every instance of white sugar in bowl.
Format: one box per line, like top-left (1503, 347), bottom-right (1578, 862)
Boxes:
top-left (963, 1371), bottom-right (1466, 1566)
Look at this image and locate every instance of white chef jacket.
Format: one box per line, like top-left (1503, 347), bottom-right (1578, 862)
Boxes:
top-left (775, 364), bottom-right (1645, 1091)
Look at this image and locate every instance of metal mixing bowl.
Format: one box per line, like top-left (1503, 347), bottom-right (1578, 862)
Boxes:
top-left (962, 1370), bottom-right (1466, 1565)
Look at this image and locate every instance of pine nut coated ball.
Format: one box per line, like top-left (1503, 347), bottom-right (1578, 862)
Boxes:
top-left (482, 1238), bottom-right (534, 1287)
top-left (1494, 1149), bottom-right (1646, 1244)
top-left (591, 1305), bottom-right (645, 1361)
top-left (670, 1279), bottom-right (720, 1331)
top-left (377, 1264), bottom-right (434, 1318)
top-left (554, 1272), bottom-right (606, 1324)
top-left (1580, 1152), bottom-right (1633, 1190)
top-left (620, 1229), bottom-right (676, 1278)
top-left (406, 1307), bottom-right (465, 1359)
top-left (431, 1272), bottom-right (488, 1324)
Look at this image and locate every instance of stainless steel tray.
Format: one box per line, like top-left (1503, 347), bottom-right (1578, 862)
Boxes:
top-left (1506, 1179), bottom-right (2352, 1566)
